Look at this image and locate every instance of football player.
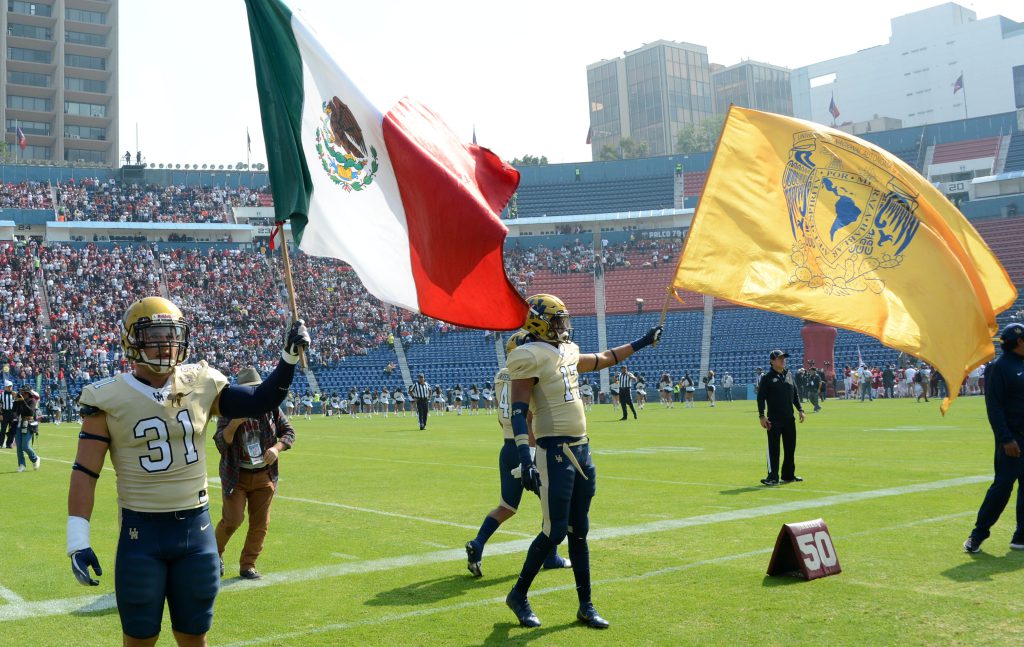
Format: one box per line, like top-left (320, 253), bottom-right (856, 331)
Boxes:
top-left (504, 294), bottom-right (661, 630)
top-left (464, 331), bottom-right (569, 578)
top-left (65, 297), bottom-right (309, 647)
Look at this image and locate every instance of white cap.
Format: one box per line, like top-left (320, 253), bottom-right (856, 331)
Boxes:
top-left (3, 380), bottom-right (12, 388)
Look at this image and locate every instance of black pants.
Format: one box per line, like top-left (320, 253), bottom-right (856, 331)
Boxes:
top-left (971, 440), bottom-right (1024, 543)
top-left (619, 391), bottom-right (636, 419)
top-left (416, 399), bottom-right (429, 429)
top-left (766, 418), bottom-right (797, 481)
top-left (0, 412), bottom-right (15, 447)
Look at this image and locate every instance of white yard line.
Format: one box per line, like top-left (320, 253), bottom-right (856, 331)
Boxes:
top-left (0, 474), bottom-right (987, 624)
top-left (215, 509), bottom-right (978, 647)
top-left (41, 457), bottom-right (530, 537)
top-left (0, 584), bottom-right (25, 604)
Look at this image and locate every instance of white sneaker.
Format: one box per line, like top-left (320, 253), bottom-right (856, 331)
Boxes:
top-left (17, 465), bottom-right (25, 473)
top-left (33, 456), bottom-right (40, 470)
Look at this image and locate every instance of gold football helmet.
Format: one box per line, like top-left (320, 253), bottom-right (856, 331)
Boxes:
top-left (505, 329), bottom-right (534, 354)
top-left (121, 297), bottom-right (189, 374)
top-left (523, 294), bottom-right (572, 344)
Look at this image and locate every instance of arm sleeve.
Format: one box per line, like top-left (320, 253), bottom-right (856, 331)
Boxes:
top-left (217, 359), bottom-right (296, 419)
top-left (756, 376), bottom-right (767, 417)
top-left (985, 363), bottom-right (1013, 444)
top-left (792, 382), bottom-right (802, 412)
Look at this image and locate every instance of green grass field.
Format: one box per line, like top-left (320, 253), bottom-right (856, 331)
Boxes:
top-left (1, 396), bottom-right (1022, 646)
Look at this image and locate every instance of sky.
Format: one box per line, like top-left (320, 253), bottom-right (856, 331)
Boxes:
top-left (118, 0), bottom-right (1023, 168)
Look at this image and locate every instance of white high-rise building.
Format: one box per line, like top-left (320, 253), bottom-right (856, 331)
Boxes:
top-left (2, 0), bottom-right (119, 166)
top-left (792, 3), bottom-right (1024, 128)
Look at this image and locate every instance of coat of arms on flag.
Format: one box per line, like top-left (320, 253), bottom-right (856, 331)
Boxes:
top-left (784, 131), bottom-right (920, 296)
top-left (316, 97), bottom-right (379, 192)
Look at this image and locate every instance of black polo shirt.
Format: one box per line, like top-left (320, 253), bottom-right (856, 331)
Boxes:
top-left (757, 369), bottom-right (802, 421)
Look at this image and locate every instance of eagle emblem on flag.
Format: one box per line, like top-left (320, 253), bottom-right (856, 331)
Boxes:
top-left (316, 96), bottom-right (379, 192)
top-left (783, 131), bottom-right (920, 296)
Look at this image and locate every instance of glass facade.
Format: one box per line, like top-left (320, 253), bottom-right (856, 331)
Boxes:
top-left (66, 8), bottom-right (106, 24)
top-left (8, 22), bottom-right (54, 40)
top-left (8, 95), bottom-right (53, 111)
top-left (65, 124), bottom-right (106, 140)
top-left (64, 101), bottom-right (107, 117)
top-left (65, 53), bottom-right (106, 70)
top-left (587, 41), bottom-right (714, 159)
top-left (587, 61), bottom-right (622, 153)
top-left (65, 148), bottom-right (106, 163)
top-left (66, 30), bottom-right (108, 47)
top-left (8, 70), bottom-right (52, 88)
top-left (1015, 65), bottom-right (1024, 110)
top-left (7, 46), bottom-right (53, 64)
top-left (7, 119), bottom-right (51, 135)
top-left (8, 1), bottom-right (53, 17)
top-left (21, 144), bottom-right (51, 160)
top-left (712, 62), bottom-right (793, 116)
top-left (65, 76), bottom-right (108, 93)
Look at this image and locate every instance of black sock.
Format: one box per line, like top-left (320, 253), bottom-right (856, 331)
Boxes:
top-left (567, 533), bottom-right (591, 606)
top-left (513, 533), bottom-right (553, 596)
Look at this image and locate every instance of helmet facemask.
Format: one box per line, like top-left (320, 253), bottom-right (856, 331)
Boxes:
top-left (126, 319), bottom-right (189, 374)
top-left (549, 314), bottom-right (573, 344)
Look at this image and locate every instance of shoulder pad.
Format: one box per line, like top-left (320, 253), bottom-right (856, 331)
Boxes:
top-left (79, 404), bottom-right (103, 417)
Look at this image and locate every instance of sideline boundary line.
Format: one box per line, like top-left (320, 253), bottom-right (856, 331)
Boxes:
top-left (0, 474), bottom-right (987, 624)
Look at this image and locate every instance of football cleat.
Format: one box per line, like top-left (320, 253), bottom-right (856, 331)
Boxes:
top-left (963, 537), bottom-right (982, 554)
top-left (542, 555), bottom-right (572, 570)
top-left (782, 476), bottom-right (803, 484)
top-left (577, 603), bottom-right (610, 629)
top-left (506, 590), bottom-right (541, 628)
top-left (465, 541), bottom-right (483, 578)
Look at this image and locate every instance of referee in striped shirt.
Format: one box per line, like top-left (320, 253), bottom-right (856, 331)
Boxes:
top-left (1, 381), bottom-right (16, 449)
top-left (409, 374), bottom-right (432, 430)
top-left (618, 365), bottom-right (639, 420)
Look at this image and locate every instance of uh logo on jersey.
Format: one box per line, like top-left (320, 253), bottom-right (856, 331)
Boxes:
top-left (315, 96), bottom-right (379, 192)
top-left (782, 131), bottom-right (921, 296)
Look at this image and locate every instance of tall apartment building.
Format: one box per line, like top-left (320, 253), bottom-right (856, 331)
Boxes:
top-left (711, 60), bottom-right (793, 116)
top-left (587, 40), bottom-right (714, 160)
top-left (2, 0), bottom-right (118, 166)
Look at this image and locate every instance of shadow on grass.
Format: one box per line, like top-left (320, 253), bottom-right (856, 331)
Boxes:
top-left (941, 551), bottom-right (1024, 582)
top-left (69, 593), bottom-right (119, 617)
top-left (720, 486), bottom-right (765, 496)
top-left (761, 574), bottom-right (808, 587)
top-left (478, 619), bottom-right (579, 646)
top-left (368, 573), bottom-right (517, 607)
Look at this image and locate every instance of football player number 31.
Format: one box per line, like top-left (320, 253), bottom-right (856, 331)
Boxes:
top-left (133, 410), bottom-right (199, 472)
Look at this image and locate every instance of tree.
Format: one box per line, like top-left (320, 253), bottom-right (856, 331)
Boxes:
top-left (675, 116), bottom-right (726, 154)
top-left (509, 154), bottom-right (548, 166)
top-left (599, 137), bottom-right (649, 161)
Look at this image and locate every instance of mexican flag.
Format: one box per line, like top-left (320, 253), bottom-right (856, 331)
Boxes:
top-left (244, 0), bottom-right (527, 330)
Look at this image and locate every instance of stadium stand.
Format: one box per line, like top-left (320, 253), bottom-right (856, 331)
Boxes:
top-left (1003, 133), bottom-right (1024, 173)
top-left (930, 136), bottom-right (1001, 166)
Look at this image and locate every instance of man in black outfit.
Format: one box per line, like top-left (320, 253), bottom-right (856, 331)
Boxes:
top-left (757, 350), bottom-right (805, 486)
top-left (409, 373), bottom-right (431, 430)
top-left (617, 365), bottom-right (638, 420)
top-left (964, 323), bottom-right (1024, 553)
top-left (1, 381), bottom-right (16, 448)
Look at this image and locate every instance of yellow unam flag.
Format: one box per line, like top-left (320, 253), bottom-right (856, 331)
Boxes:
top-left (673, 107), bottom-right (1016, 413)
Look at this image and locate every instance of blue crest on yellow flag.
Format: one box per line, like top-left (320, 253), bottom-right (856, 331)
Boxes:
top-left (783, 131), bottom-right (921, 296)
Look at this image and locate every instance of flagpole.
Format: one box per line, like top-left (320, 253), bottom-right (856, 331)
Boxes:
top-left (277, 224), bottom-right (307, 369)
top-left (961, 72), bottom-right (968, 120)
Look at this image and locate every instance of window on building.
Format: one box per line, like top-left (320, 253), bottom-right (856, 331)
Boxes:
top-left (65, 30), bottom-right (107, 47)
top-left (64, 101), bottom-right (106, 117)
top-left (7, 119), bottom-right (50, 135)
top-left (7, 95), bottom-right (53, 112)
top-left (7, 70), bottom-right (52, 88)
top-left (7, 1), bottom-right (53, 17)
top-left (66, 8), bottom-right (106, 24)
top-left (65, 148), bottom-right (107, 163)
top-left (7, 22), bottom-right (53, 39)
top-left (65, 54), bottom-right (106, 70)
top-left (6, 46), bottom-right (52, 64)
top-left (65, 76), bottom-right (107, 93)
top-left (65, 124), bottom-right (106, 140)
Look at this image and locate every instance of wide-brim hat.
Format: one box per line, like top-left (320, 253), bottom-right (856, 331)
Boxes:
top-left (236, 367), bottom-right (262, 386)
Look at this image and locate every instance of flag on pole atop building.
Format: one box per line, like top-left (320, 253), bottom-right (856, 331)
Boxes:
top-left (16, 127), bottom-right (27, 151)
top-left (243, 0), bottom-right (527, 330)
top-left (828, 95), bottom-right (840, 120)
top-left (247, 128), bottom-right (252, 155)
top-left (953, 73), bottom-right (964, 94)
top-left (671, 106), bottom-right (1016, 413)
